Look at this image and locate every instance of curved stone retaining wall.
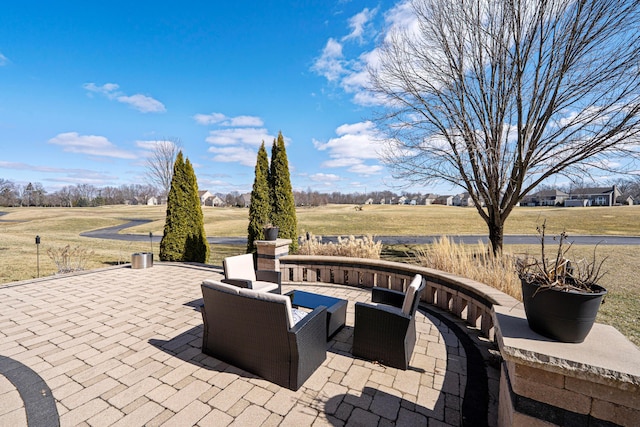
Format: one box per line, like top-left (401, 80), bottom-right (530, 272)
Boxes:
top-left (279, 255), bottom-right (520, 339)
top-left (277, 254), bottom-right (640, 427)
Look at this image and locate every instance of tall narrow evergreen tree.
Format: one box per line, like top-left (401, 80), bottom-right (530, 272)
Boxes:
top-left (269, 131), bottom-right (298, 252)
top-left (246, 142), bottom-right (271, 253)
top-left (160, 151), bottom-right (209, 262)
top-left (183, 157), bottom-right (209, 262)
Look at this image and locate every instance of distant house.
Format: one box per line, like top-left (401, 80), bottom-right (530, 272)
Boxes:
top-left (398, 196), bottom-right (408, 205)
top-left (423, 194), bottom-right (438, 205)
top-left (409, 198), bottom-right (417, 205)
top-left (433, 195), bottom-right (453, 206)
top-left (521, 189), bottom-right (569, 207)
top-left (453, 192), bottom-right (475, 207)
top-left (241, 193), bottom-right (251, 208)
top-left (364, 198), bottom-right (374, 205)
top-left (210, 195), bottom-right (225, 207)
top-left (198, 190), bottom-right (214, 206)
top-left (567, 186), bottom-right (620, 207)
top-left (618, 194), bottom-right (634, 206)
top-left (147, 197), bottom-right (158, 206)
top-left (380, 198), bottom-right (386, 205)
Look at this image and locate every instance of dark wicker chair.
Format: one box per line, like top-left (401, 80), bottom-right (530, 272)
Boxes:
top-left (200, 280), bottom-right (327, 390)
top-left (222, 253), bottom-right (281, 294)
top-left (352, 274), bottom-right (426, 370)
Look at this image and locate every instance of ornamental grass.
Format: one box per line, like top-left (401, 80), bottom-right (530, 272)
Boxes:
top-left (413, 237), bottom-right (522, 300)
top-left (297, 232), bottom-right (382, 259)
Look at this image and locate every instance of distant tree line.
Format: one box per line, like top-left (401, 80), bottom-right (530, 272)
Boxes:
top-left (7, 175), bottom-right (637, 209)
top-left (0, 179), bottom-right (160, 207)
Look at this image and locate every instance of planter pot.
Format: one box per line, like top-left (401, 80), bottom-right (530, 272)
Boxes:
top-left (131, 252), bottom-right (153, 269)
top-left (263, 227), bottom-right (279, 241)
top-left (521, 279), bottom-right (607, 343)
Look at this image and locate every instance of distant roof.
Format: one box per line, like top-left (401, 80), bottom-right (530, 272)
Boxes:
top-left (570, 186), bottom-right (615, 195)
top-left (533, 189), bottom-right (569, 197)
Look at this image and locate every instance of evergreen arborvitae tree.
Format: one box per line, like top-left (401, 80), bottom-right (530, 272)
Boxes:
top-left (246, 142), bottom-right (271, 253)
top-left (160, 151), bottom-right (210, 262)
top-left (269, 131), bottom-right (298, 252)
top-left (183, 158), bottom-right (209, 262)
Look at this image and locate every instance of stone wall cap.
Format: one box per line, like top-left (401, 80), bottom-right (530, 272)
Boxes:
top-left (255, 238), bottom-right (292, 246)
top-left (493, 305), bottom-right (640, 389)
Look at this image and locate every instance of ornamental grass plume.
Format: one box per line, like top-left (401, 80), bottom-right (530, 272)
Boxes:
top-left (46, 244), bottom-right (95, 274)
top-left (414, 236), bottom-right (522, 300)
top-left (297, 232), bottom-right (382, 259)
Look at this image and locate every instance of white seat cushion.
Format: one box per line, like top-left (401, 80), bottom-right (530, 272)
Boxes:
top-left (401, 274), bottom-right (422, 315)
top-left (238, 288), bottom-right (296, 328)
top-left (202, 279), bottom-right (240, 295)
top-left (224, 254), bottom-right (256, 282)
top-left (250, 280), bottom-right (279, 293)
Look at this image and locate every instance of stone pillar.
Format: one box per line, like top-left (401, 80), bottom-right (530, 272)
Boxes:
top-left (255, 239), bottom-right (292, 272)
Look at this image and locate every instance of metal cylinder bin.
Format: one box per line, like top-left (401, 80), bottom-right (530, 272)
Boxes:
top-left (131, 252), bottom-right (153, 269)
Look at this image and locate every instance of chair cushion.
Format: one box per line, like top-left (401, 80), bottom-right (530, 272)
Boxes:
top-left (202, 279), bottom-right (241, 295)
top-left (224, 254), bottom-right (256, 282)
top-left (401, 274), bottom-right (422, 315)
top-left (250, 280), bottom-right (280, 293)
top-left (238, 288), bottom-right (296, 328)
top-left (291, 308), bottom-right (308, 325)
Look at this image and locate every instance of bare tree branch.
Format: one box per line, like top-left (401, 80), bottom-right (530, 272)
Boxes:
top-left (145, 138), bottom-right (181, 199)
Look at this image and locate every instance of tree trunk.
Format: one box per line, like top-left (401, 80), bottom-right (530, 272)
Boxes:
top-left (487, 210), bottom-right (504, 256)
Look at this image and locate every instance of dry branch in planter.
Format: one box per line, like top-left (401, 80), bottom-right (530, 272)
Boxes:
top-left (517, 221), bottom-right (607, 293)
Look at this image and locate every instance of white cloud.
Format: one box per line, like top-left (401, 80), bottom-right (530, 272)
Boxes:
top-left (315, 121), bottom-right (381, 159)
top-left (116, 94), bottom-right (166, 113)
top-left (194, 112), bottom-right (226, 125)
top-left (348, 163), bottom-right (384, 175)
top-left (309, 172), bottom-right (343, 186)
top-left (311, 38), bottom-right (345, 82)
top-left (48, 132), bottom-right (136, 159)
top-left (310, 172), bottom-right (341, 182)
top-left (311, 1), bottom-right (420, 106)
top-left (83, 82), bottom-right (120, 97)
top-left (208, 146), bottom-right (260, 167)
top-left (83, 82), bottom-right (165, 113)
top-left (314, 120), bottom-right (386, 177)
top-left (206, 128), bottom-right (273, 146)
top-left (342, 8), bottom-right (377, 43)
top-left (194, 112), bottom-right (264, 127)
top-left (135, 139), bottom-right (180, 153)
top-left (0, 52), bottom-right (9, 66)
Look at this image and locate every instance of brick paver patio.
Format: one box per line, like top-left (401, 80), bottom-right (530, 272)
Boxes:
top-left (0, 263), bottom-right (489, 426)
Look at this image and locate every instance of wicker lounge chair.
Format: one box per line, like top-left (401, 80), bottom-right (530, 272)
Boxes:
top-left (200, 280), bottom-right (327, 390)
top-left (222, 253), bottom-right (281, 294)
top-left (352, 274), bottom-right (426, 370)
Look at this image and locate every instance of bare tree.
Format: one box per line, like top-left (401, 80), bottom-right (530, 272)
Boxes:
top-left (371, 0), bottom-right (640, 253)
top-left (145, 138), bottom-right (181, 200)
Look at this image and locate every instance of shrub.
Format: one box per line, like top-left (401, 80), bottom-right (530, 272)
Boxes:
top-left (297, 233), bottom-right (382, 259)
top-left (47, 245), bottom-right (94, 274)
top-left (413, 237), bottom-right (522, 300)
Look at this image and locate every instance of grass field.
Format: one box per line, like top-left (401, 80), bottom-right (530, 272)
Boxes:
top-left (1, 204), bottom-right (638, 345)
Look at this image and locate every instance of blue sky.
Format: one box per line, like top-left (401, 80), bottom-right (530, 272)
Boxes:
top-left (0, 0), bottom-right (447, 196)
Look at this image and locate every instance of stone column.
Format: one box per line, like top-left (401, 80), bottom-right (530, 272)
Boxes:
top-left (255, 239), bottom-right (291, 272)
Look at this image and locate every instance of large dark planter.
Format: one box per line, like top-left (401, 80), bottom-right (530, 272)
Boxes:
top-left (521, 279), bottom-right (607, 343)
top-left (263, 227), bottom-right (279, 241)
